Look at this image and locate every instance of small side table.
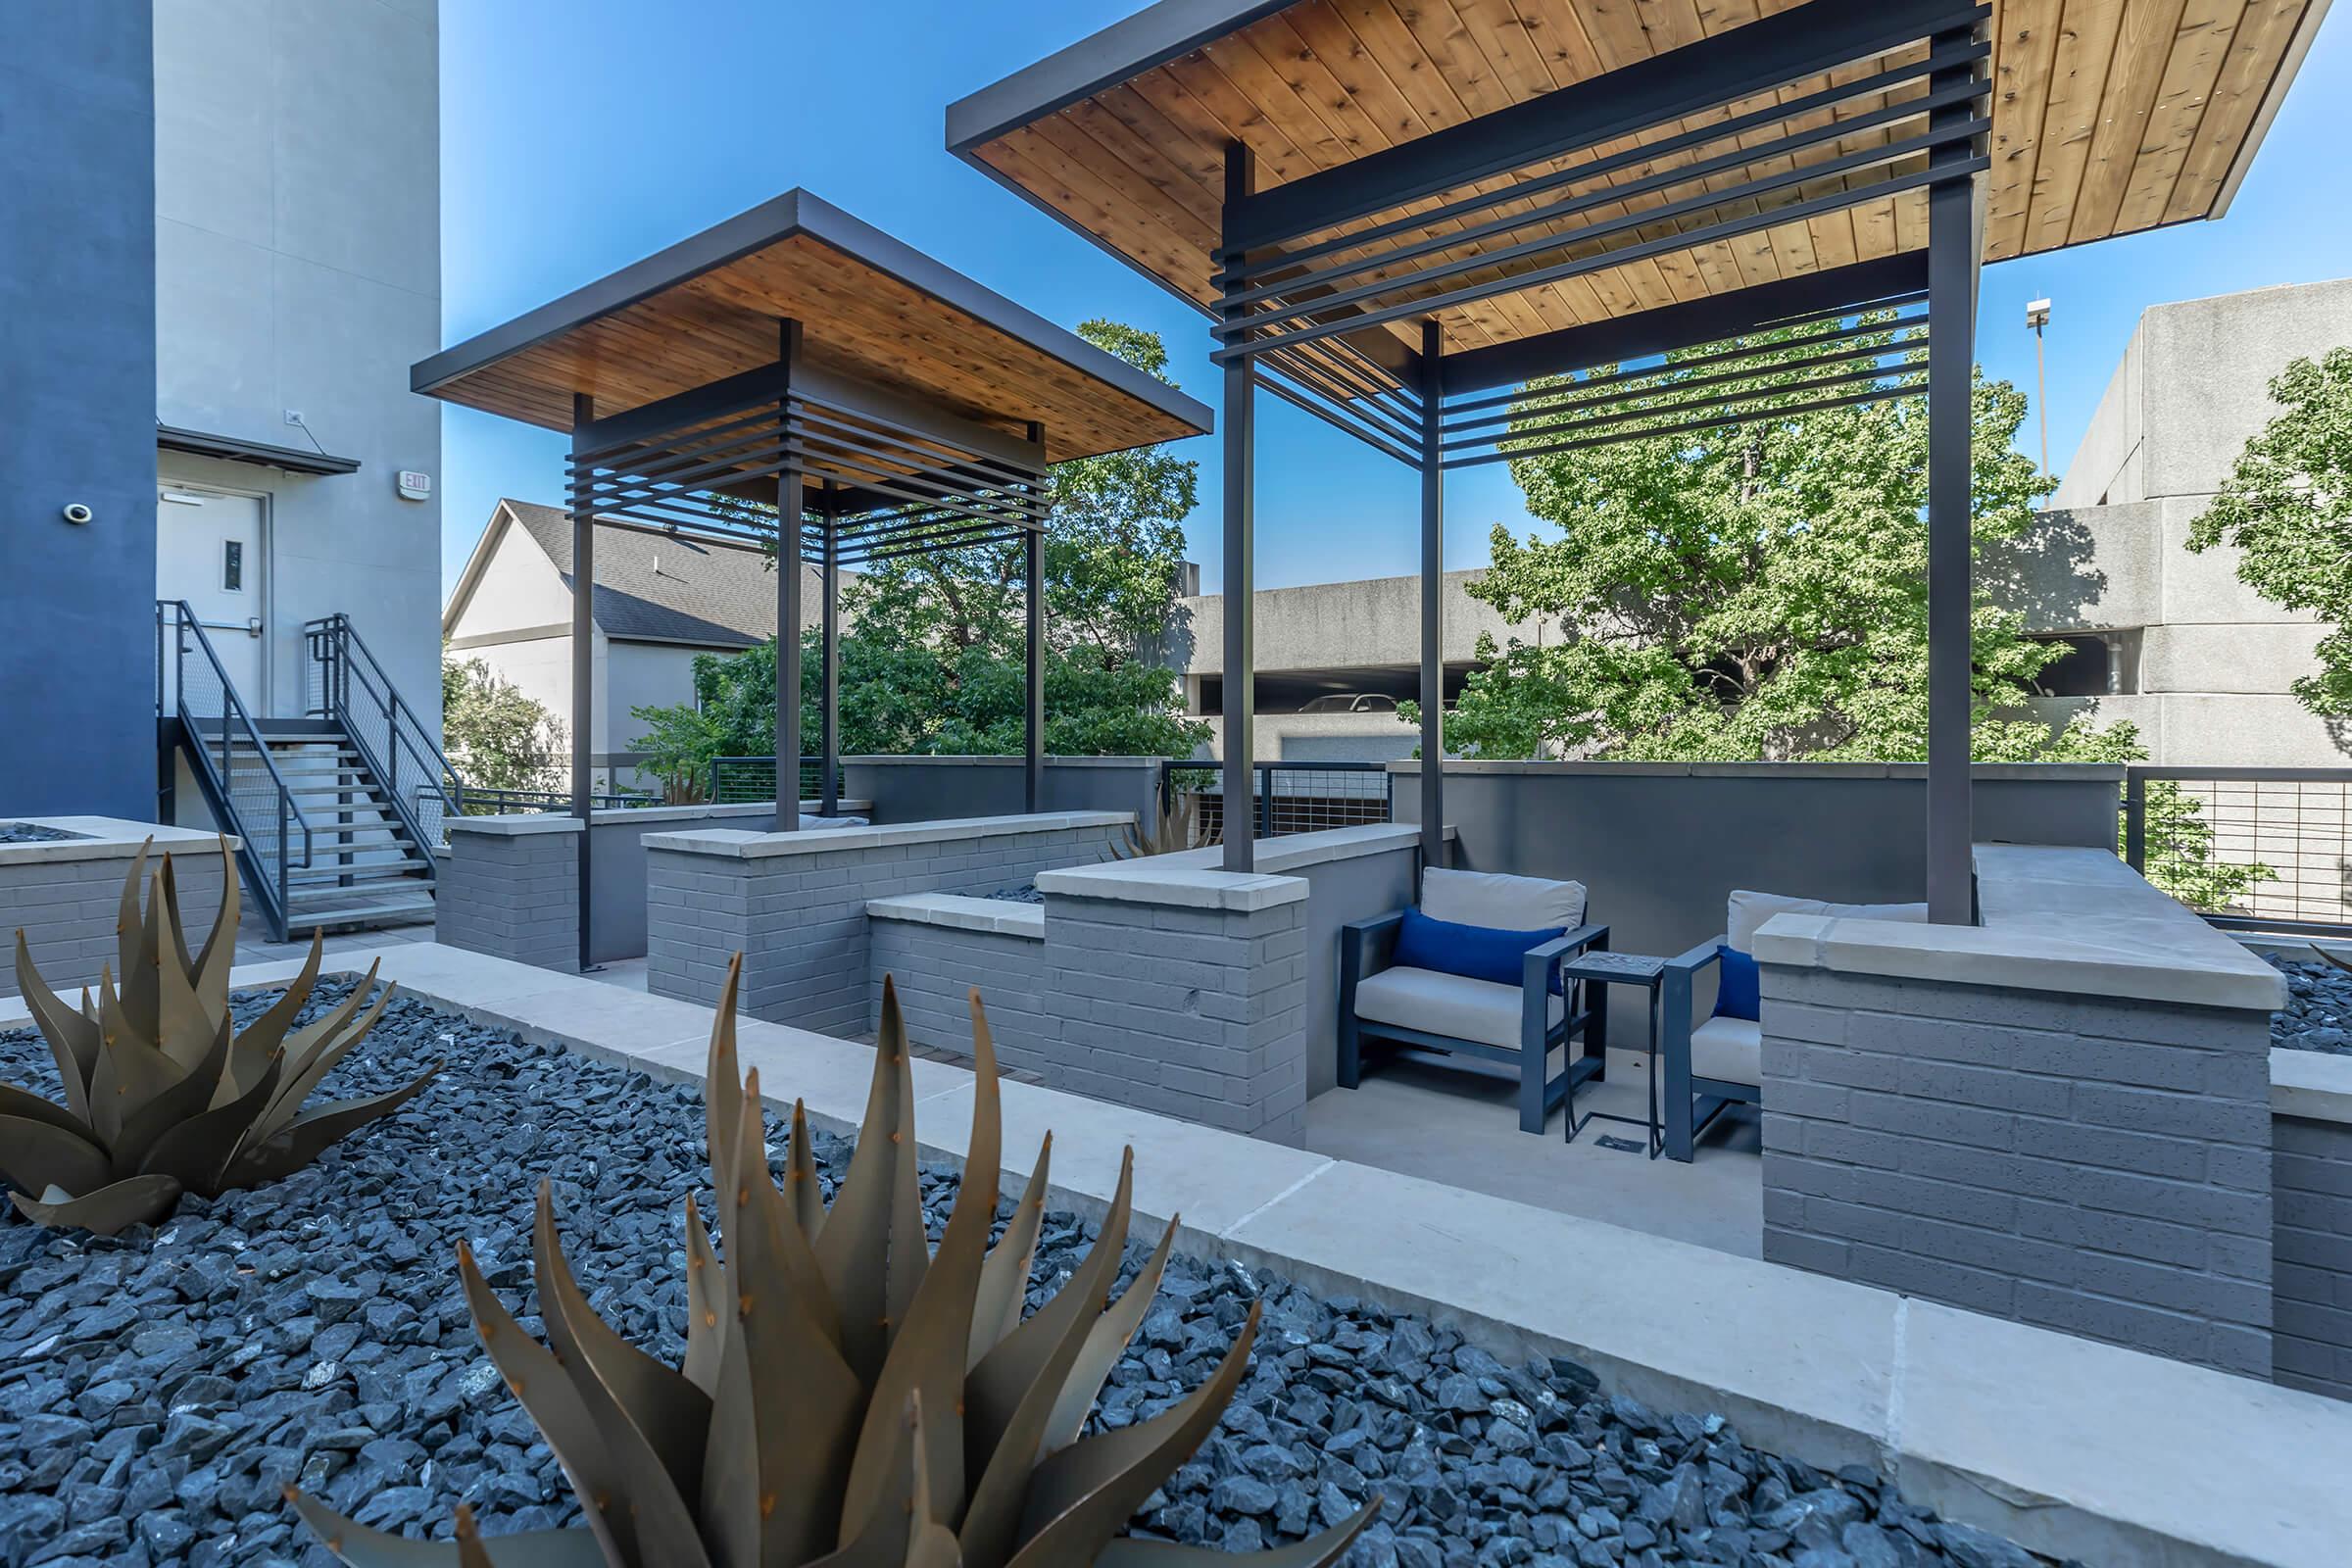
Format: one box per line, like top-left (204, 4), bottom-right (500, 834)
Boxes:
top-left (1560, 950), bottom-right (1666, 1157)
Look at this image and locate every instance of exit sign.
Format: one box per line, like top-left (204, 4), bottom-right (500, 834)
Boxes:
top-left (396, 470), bottom-right (432, 502)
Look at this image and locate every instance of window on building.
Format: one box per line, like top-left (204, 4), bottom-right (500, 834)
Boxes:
top-left (2026, 633), bottom-right (2110, 697)
top-left (221, 539), bottom-right (245, 593)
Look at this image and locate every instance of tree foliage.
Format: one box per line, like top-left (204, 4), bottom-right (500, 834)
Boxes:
top-left (442, 652), bottom-right (565, 795)
top-left (1424, 319), bottom-right (2270, 909)
top-left (625, 319), bottom-right (1206, 785)
top-left (2186, 346), bottom-right (2352, 716)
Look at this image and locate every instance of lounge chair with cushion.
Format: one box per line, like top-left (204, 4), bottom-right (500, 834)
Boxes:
top-left (1339, 867), bottom-right (1606, 1133)
top-left (1660, 889), bottom-right (1928, 1161)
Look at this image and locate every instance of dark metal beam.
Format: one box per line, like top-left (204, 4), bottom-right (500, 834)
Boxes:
top-left (1419, 319), bottom-right (1445, 874)
top-left (821, 478), bottom-right (841, 817)
top-left (1436, 254), bottom-right (1931, 397)
top-left (1221, 0), bottom-right (1985, 254)
top-left (1926, 28), bottom-right (1981, 923)
top-left (1025, 419), bottom-right (1047, 814)
top-left (569, 391), bottom-right (597, 973)
top-left (1221, 142), bottom-right (1256, 875)
top-left (777, 319), bottom-right (806, 830)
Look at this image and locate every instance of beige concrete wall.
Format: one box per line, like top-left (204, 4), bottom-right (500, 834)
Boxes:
top-left (1170, 568), bottom-right (1547, 677)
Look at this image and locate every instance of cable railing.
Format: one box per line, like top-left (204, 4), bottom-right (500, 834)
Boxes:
top-left (2125, 766), bottom-right (2352, 933)
top-left (1160, 760), bottom-right (1395, 848)
top-left (157, 601), bottom-right (314, 942)
top-left (709, 756), bottom-right (824, 806)
top-left (461, 785), bottom-right (662, 814)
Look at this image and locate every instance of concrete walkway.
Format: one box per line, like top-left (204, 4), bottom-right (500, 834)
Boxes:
top-left (8, 941), bottom-right (2345, 1568)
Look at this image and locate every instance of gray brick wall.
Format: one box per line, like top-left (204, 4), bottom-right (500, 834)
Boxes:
top-left (869, 917), bottom-right (1052, 1069)
top-left (1040, 892), bottom-right (1310, 1145)
top-left (2276, 1113), bottom-right (2352, 1399)
top-left (435, 829), bottom-right (579, 972)
top-left (1760, 965), bottom-right (2274, 1379)
top-left (2, 852), bottom-right (227, 1000)
top-left (648, 823), bottom-right (1120, 1033)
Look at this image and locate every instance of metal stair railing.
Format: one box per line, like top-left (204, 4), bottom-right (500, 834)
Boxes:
top-left (304, 613), bottom-right (466, 851)
top-left (157, 600), bottom-right (314, 942)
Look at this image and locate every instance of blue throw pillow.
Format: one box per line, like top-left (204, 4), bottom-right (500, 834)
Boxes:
top-left (1714, 945), bottom-right (1761, 1021)
top-left (1393, 906), bottom-right (1564, 990)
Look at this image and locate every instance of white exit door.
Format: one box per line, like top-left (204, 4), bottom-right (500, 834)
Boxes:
top-left (158, 489), bottom-right (268, 712)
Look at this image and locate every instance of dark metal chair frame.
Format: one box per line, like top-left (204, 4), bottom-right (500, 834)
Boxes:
top-left (1338, 911), bottom-right (1610, 1134)
top-left (1659, 938), bottom-right (1762, 1162)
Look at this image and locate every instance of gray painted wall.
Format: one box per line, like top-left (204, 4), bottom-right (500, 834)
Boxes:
top-left (1395, 762), bottom-right (2124, 959)
top-left (843, 758), bottom-right (1162, 829)
top-left (0, 8), bottom-right (158, 818)
top-left (587, 804), bottom-right (779, 963)
top-left (154, 0), bottom-right (443, 730)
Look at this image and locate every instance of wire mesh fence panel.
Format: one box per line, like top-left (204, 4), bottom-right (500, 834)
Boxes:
top-left (708, 758), bottom-right (821, 807)
top-left (2132, 771), bottom-right (2352, 929)
top-left (1173, 761), bottom-right (1393, 848)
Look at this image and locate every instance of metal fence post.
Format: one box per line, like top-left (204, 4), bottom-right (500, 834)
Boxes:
top-left (2124, 771), bottom-right (2147, 872)
top-left (1256, 763), bottom-right (1273, 839)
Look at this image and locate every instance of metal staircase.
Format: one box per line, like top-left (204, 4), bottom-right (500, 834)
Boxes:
top-left (158, 604), bottom-right (461, 941)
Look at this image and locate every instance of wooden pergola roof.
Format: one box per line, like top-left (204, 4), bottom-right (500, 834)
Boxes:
top-left (947, 0), bottom-right (2328, 358)
top-left (411, 189), bottom-right (1211, 464)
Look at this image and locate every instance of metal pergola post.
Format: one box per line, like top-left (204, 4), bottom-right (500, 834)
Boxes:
top-left (1925, 25), bottom-right (1980, 923)
top-left (1025, 418), bottom-right (1046, 814)
top-left (1418, 318), bottom-right (1445, 873)
top-left (820, 478), bottom-right (841, 816)
top-left (1220, 141), bottom-right (1256, 874)
top-left (776, 318), bottom-right (805, 829)
top-left (568, 390), bottom-right (596, 971)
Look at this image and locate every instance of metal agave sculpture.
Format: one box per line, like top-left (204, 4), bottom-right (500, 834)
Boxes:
top-left (0, 838), bottom-right (435, 1234)
top-left (1110, 792), bottom-right (1210, 860)
top-left (291, 959), bottom-right (1377, 1568)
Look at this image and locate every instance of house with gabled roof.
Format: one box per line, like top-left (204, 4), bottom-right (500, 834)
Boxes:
top-left (442, 498), bottom-right (829, 787)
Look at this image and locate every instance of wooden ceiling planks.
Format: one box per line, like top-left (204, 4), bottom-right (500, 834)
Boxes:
top-left (420, 231), bottom-right (1203, 462)
top-left (960, 0), bottom-right (2317, 348)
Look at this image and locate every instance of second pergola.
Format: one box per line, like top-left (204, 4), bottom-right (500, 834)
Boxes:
top-left (411, 190), bottom-right (1209, 966)
top-left (952, 0), bottom-right (2321, 923)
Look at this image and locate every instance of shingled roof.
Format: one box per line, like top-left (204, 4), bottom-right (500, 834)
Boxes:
top-left (491, 499), bottom-right (824, 649)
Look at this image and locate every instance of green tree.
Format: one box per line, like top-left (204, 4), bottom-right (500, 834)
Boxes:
top-left (2185, 346), bottom-right (2352, 716)
top-left (626, 318), bottom-right (1207, 779)
top-left (442, 653), bottom-right (565, 797)
top-left (1424, 319), bottom-right (2270, 909)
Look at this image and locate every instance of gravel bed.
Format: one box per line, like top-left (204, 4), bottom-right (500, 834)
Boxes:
top-left (2267, 954), bottom-right (2352, 1054)
top-left (0, 984), bottom-right (2058, 1568)
top-left (986, 882), bottom-right (1044, 904)
top-left (0, 824), bottom-right (83, 846)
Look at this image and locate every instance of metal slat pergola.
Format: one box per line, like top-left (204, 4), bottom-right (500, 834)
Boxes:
top-left (951, 0), bottom-right (2317, 922)
top-left (412, 191), bottom-right (1210, 967)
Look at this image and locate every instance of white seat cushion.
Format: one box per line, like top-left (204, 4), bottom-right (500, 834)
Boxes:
top-left (1422, 867), bottom-right (1587, 931)
top-left (1690, 1015), bottom-right (1762, 1086)
top-left (1726, 889), bottom-right (1928, 951)
top-left (1354, 965), bottom-right (1563, 1052)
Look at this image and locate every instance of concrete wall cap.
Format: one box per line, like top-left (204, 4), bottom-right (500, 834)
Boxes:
top-left (1120, 821), bottom-right (1447, 877)
top-left (1750, 844), bottom-right (2287, 1012)
top-left (866, 892), bottom-right (1045, 938)
top-left (446, 813), bottom-right (586, 837)
top-left (644, 810), bottom-right (1134, 858)
top-left (0, 817), bottom-right (243, 866)
top-left (1037, 862), bottom-right (1308, 910)
top-left (587, 799), bottom-right (871, 827)
top-left (2273, 1046), bottom-right (2352, 1123)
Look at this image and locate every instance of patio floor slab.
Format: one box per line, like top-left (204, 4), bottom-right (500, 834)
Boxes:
top-left (19, 939), bottom-right (2339, 1568)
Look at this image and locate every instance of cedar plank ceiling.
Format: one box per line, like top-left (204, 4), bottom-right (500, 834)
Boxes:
top-left (952, 0), bottom-right (2324, 356)
top-left (414, 208), bottom-right (1209, 461)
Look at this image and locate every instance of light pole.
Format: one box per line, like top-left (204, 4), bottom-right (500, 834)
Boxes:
top-left (2026, 297), bottom-right (2052, 480)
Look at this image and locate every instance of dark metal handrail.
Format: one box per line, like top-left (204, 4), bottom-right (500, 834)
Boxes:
top-left (305, 613), bottom-right (465, 843)
top-left (2122, 763), bottom-right (2352, 935)
top-left (157, 600), bottom-right (314, 940)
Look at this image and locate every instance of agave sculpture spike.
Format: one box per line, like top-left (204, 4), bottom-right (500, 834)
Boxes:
top-left (292, 958), bottom-right (1378, 1568)
top-left (0, 837), bottom-right (437, 1234)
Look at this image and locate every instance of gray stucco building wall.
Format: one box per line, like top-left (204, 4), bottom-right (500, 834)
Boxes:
top-left (0, 8), bottom-right (158, 818)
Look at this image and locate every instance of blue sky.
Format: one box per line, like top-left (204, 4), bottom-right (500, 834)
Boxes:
top-left (439, 0), bottom-right (2351, 600)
